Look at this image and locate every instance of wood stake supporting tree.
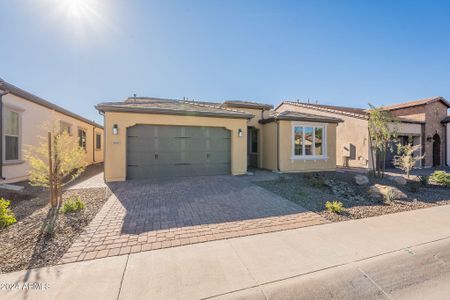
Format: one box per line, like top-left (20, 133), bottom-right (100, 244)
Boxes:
top-left (25, 121), bottom-right (87, 233)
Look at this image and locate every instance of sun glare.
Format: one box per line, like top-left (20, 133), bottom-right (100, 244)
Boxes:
top-left (63, 0), bottom-right (94, 20)
top-left (46, 0), bottom-right (115, 43)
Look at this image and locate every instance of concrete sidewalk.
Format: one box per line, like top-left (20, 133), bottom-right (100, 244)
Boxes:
top-left (2, 205), bottom-right (450, 300)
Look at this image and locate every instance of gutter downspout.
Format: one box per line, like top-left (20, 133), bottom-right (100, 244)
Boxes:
top-left (0, 90), bottom-right (8, 180)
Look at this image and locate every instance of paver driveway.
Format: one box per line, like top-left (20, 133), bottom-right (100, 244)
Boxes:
top-left (61, 174), bottom-right (327, 263)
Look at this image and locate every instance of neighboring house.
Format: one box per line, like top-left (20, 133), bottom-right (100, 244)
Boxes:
top-left (96, 97), bottom-right (342, 182)
top-left (443, 115), bottom-right (450, 166)
top-left (277, 96), bottom-right (450, 169)
top-left (0, 79), bottom-right (104, 183)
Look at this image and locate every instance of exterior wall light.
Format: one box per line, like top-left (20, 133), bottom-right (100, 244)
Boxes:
top-left (113, 124), bottom-right (118, 135)
top-left (238, 128), bottom-right (243, 137)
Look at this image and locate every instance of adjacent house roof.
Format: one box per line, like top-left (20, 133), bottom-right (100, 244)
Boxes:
top-left (223, 100), bottom-right (274, 110)
top-left (279, 97), bottom-right (447, 124)
top-left (278, 101), bottom-right (369, 119)
top-left (380, 96), bottom-right (450, 111)
top-left (442, 116), bottom-right (450, 124)
top-left (96, 97), bottom-right (254, 119)
top-left (0, 79), bottom-right (103, 128)
top-left (259, 111), bottom-right (343, 124)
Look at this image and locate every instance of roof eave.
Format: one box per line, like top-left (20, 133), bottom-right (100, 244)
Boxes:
top-left (1, 81), bottom-right (103, 128)
top-left (96, 105), bottom-right (254, 119)
top-left (259, 116), bottom-right (343, 124)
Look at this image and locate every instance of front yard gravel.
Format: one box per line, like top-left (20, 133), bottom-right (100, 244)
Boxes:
top-left (0, 187), bottom-right (111, 274)
top-left (256, 172), bottom-right (450, 223)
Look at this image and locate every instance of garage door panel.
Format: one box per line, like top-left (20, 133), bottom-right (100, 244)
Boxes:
top-left (127, 125), bottom-right (231, 179)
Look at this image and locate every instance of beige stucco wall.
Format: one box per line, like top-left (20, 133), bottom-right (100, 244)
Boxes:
top-left (262, 121), bottom-right (278, 171)
top-left (278, 120), bottom-right (337, 172)
top-left (277, 103), bottom-right (370, 168)
top-left (2, 93), bottom-right (104, 183)
top-left (232, 107), bottom-right (264, 168)
top-left (103, 111), bottom-right (248, 181)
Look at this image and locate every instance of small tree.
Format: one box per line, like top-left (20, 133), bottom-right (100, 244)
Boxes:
top-left (25, 121), bottom-right (86, 232)
top-left (393, 143), bottom-right (424, 178)
top-left (368, 103), bottom-right (398, 178)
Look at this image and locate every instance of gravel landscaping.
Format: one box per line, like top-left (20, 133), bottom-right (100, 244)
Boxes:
top-left (256, 171), bottom-right (450, 223)
top-left (0, 164), bottom-right (111, 274)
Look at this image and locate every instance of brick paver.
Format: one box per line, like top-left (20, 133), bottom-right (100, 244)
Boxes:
top-left (61, 175), bottom-right (327, 263)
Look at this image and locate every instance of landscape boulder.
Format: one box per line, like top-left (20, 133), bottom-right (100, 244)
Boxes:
top-left (389, 176), bottom-right (407, 186)
top-left (354, 175), bottom-right (369, 185)
top-left (368, 184), bottom-right (407, 201)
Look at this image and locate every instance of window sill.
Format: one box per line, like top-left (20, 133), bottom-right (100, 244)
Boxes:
top-left (290, 156), bottom-right (328, 161)
top-left (95, 149), bottom-right (102, 151)
top-left (3, 160), bottom-right (25, 166)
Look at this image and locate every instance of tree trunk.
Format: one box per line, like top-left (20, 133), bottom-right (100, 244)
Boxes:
top-left (48, 132), bottom-right (56, 207)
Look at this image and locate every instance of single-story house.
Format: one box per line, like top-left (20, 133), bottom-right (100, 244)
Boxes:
top-left (443, 115), bottom-right (450, 166)
top-left (276, 96), bottom-right (450, 168)
top-left (96, 97), bottom-right (342, 182)
top-left (0, 78), bottom-right (104, 183)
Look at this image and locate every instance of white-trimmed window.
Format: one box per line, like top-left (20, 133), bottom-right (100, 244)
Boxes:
top-left (4, 108), bottom-right (21, 161)
top-left (292, 124), bottom-right (327, 159)
top-left (78, 128), bottom-right (87, 150)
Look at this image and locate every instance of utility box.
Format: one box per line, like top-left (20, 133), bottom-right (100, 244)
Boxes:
top-left (342, 143), bottom-right (356, 159)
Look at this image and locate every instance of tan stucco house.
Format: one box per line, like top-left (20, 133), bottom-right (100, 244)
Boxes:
top-left (0, 79), bottom-right (104, 183)
top-left (277, 97), bottom-right (450, 169)
top-left (96, 97), bottom-right (342, 182)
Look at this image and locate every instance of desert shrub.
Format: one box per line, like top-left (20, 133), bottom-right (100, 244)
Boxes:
top-left (0, 198), bottom-right (17, 228)
top-left (305, 173), bottom-right (325, 188)
top-left (430, 171), bottom-right (450, 187)
top-left (418, 175), bottom-right (429, 186)
top-left (325, 201), bottom-right (343, 213)
top-left (60, 197), bottom-right (86, 213)
top-left (383, 189), bottom-right (396, 204)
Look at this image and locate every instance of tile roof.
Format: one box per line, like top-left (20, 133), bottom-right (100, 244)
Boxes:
top-left (96, 97), bottom-right (254, 119)
top-left (259, 110), bottom-right (343, 124)
top-left (380, 96), bottom-right (450, 111)
top-left (442, 116), bottom-right (450, 124)
top-left (223, 100), bottom-right (274, 110)
top-left (279, 101), bottom-right (369, 119)
top-left (0, 78), bottom-right (103, 128)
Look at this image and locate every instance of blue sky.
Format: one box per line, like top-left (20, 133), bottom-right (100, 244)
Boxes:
top-left (1, 0), bottom-right (449, 123)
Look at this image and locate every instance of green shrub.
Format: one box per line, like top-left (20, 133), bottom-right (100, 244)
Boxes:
top-left (418, 175), bottom-right (429, 186)
top-left (430, 171), bottom-right (450, 187)
top-left (325, 201), bottom-right (343, 213)
top-left (384, 189), bottom-right (396, 204)
top-left (60, 197), bottom-right (86, 213)
top-left (0, 198), bottom-right (17, 228)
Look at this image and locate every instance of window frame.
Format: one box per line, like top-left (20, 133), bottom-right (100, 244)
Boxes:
top-left (3, 107), bottom-right (22, 163)
top-left (291, 122), bottom-right (328, 160)
top-left (78, 127), bottom-right (87, 151)
top-left (249, 129), bottom-right (258, 154)
top-left (95, 133), bottom-right (102, 150)
top-left (60, 121), bottom-right (72, 135)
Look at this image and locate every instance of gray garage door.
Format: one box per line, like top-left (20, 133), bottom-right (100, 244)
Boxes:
top-left (127, 125), bottom-right (231, 179)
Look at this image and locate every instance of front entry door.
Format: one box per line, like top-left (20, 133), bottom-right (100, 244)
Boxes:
top-left (433, 134), bottom-right (441, 166)
top-left (247, 127), bottom-right (259, 168)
